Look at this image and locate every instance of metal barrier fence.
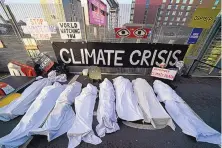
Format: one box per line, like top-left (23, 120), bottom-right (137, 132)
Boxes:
top-left (0, 1), bottom-right (220, 75)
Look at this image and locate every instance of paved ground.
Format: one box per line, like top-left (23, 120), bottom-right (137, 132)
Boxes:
top-left (0, 76), bottom-right (221, 148)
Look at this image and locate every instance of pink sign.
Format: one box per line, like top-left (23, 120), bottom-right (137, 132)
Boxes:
top-left (151, 67), bottom-right (177, 80)
top-left (88, 0), bottom-right (107, 26)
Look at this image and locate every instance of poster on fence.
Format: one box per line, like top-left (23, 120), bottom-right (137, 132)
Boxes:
top-left (21, 18), bottom-right (55, 40)
top-left (57, 22), bottom-right (82, 39)
top-left (52, 42), bottom-right (188, 68)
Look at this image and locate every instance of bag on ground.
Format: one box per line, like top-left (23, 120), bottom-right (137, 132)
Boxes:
top-left (96, 78), bottom-right (120, 137)
top-left (153, 80), bottom-right (221, 145)
top-left (67, 84), bottom-right (101, 148)
top-left (113, 76), bottom-right (143, 121)
top-left (0, 82), bottom-right (66, 148)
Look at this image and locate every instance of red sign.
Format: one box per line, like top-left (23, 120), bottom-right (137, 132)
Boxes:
top-left (115, 27), bottom-right (151, 38)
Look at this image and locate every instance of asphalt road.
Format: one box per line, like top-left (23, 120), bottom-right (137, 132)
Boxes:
top-left (0, 76), bottom-right (221, 148)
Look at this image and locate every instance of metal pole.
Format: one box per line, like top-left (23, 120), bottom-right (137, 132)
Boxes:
top-left (81, 7), bottom-right (87, 42)
top-left (0, 1), bottom-right (22, 39)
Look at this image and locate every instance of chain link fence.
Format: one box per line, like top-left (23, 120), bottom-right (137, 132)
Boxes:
top-left (0, 1), bottom-right (220, 75)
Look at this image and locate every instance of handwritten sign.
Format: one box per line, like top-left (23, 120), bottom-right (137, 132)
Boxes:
top-left (21, 18), bottom-right (56, 40)
top-left (58, 22), bottom-right (82, 39)
top-left (151, 67), bottom-right (177, 80)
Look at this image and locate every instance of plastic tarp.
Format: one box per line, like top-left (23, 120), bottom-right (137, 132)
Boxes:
top-left (113, 76), bottom-right (143, 121)
top-left (67, 84), bottom-right (102, 148)
top-left (153, 80), bottom-right (221, 145)
top-left (0, 71), bottom-right (67, 122)
top-left (132, 78), bottom-right (175, 130)
top-left (96, 78), bottom-right (120, 137)
top-left (28, 81), bottom-right (82, 141)
top-left (0, 82), bottom-right (66, 148)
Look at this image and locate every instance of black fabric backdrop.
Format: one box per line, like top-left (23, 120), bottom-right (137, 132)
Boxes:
top-left (52, 42), bottom-right (188, 68)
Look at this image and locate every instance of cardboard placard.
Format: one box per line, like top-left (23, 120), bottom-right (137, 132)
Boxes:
top-left (58, 22), bottom-right (82, 39)
top-left (151, 67), bottom-right (177, 80)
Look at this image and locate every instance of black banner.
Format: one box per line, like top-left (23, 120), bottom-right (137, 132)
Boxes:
top-left (52, 42), bottom-right (188, 68)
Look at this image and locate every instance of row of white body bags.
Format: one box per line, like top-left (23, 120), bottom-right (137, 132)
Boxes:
top-left (0, 70), bottom-right (67, 122)
top-left (67, 84), bottom-right (102, 148)
top-left (153, 80), bottom-right (221, 145)
top-left (96, 78), bottom-right (120, 137)
top-left (0, 82), bottom-right (66, 148)
top-left (29, 81), bottom-right (82, 141)
top-left (113, 76), bottom-right (144, 121)
top-left (132, 78), bottom-right (175, 130)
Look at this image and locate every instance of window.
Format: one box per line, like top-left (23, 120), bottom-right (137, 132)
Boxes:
top-left (182, 0), bottom-right (187, 4)
top-left (181, 23), bottom-right (185, 25)
top-left (163, 22), bottom-right (167, 25)
top-left (199, 0), bottom-right (203, 4)
top-left (187, 6), bottom-right (191, 10)
top-left (185, 12), bottom-right (189, 16)
top-left (168, 5), bottom-right (172, 9)
top-left (160, 11), bottom-right (163, 15)
top-left (169, 22), bottom-right (173, 25)
top-left (214, 0), bottom-right (220, 6)
top-left (158, 17), bottom-right (162, 20)
top-left (172, 11), bottom-right (176, 15)
top-left (157, 22), bottom-right (160, 26)
top-left (171, 17), bottom-right (175, 21)
top-left (177, 17), bottom-right (181, 21)
top-left (161, 4), bottom-right (165, 9)
top-left (163, 0), bottom-right (166, 3)
top-left (166, 11), bottom-right (170, 15)
top-left (170, 0), bottom-right (174, 3)
top-left (177, 23), bottom-right (179, 25)
top-left (182, 18), bottom-right (186, 22)
top-left (165, 17), bottom-right (169, 21)
top-left (179, 12), bottom-right (183, 16)
top-left (176, 0), bottom-right (180, 3)
top-left (175, 5), bottom-right (178, 9)
top-left (189, 0), bottom-right (193, 4)
top-left (181, 5), bottom-right (185, 10)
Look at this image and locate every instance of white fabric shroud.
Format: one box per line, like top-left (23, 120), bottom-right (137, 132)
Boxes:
top-left (153, 80), bottom-right (221, 145)
top-left (96, 78), bottom-right (120, 137)
top-left (132, 78), bottom-right (175, 130)
top-left (113, 76), bottom-right (143, 121)
top-left (67, 84), bottom-right (102, 148)
top-left (0, 82), bottom-right (66, 148)
top-left (29, 81), bottom-right (82, 142)
top-left (0, 70), bottom-right (67, 122)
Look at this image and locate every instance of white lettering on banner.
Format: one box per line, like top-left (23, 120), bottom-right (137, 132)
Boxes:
top-left (70, 49), bottom-right (81, 64)
top-left (58, 48), bottom-right (183, 67)
top-left (169, 50), bottom-right (181, 66)
top-left (114, 50), bottom-right (125, 66)
top-left (58, 22), bottom-right (82, 39)
top-left (156, 50), bottom-right (168, 66)
top-left (60, 48), bottom-right (71, 64)
top-left (130, 50), bottom-right (141, 65)
top-left (97, 49), bottom-right (106, 65)
top-left (104, 50), bottom-right (115, 65)
top-left (151, 67), bottom-right (177, 80)
top-left (140, 50), bottom-right (151, 66)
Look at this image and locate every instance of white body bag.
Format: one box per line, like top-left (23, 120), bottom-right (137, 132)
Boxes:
top-left (0, 71), bottom-right (66, 122)
top-left (132, 78), bottom-right (175, 130)
top-left (113, 76), bottom-right (143, 121)
top-left (67, 84), bottom-right (101, 148)
top-left (96, 78), bottom-right (120, 137)
top-left (29, 81), bottom-right (82, 141)
top-left (153, 80), bottom-right (221, 145)
top-left (0, 82), bottom-right (66, 148)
